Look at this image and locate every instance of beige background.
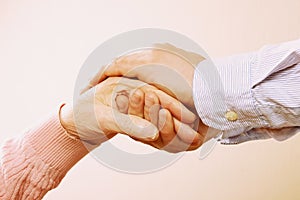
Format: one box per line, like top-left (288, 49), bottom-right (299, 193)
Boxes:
top-left (1, 0), bottom-right (300, 199)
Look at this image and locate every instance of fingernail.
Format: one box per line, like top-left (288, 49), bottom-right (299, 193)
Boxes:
top-left (116, 95), bottom-right (129, 113)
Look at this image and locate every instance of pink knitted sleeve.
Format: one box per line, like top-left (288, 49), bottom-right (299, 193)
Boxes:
top-left (0, 114), bottom-right (88, 199)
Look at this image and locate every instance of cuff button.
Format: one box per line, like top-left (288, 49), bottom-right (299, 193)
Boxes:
top-left (225, 111), bottom-right (238, 121)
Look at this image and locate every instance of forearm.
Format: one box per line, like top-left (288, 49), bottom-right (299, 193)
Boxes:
top-left (0, 109), bottom-right (88, 199)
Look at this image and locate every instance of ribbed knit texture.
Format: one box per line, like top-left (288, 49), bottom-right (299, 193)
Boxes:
top-left (0, 114), bottom-right (88, 200)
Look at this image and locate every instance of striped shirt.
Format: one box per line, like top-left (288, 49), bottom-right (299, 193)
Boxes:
top-left (193, 39), bottom-right (300, 144)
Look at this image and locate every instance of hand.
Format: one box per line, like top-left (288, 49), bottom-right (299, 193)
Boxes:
top-left (115, 86), bottom-right (207, 153)
top-left (59, 77), bottom-right (198, 150)
top-left (82, 43), bottom-right (209, 144)
top-left (82, 43), bottom-right (205, 109)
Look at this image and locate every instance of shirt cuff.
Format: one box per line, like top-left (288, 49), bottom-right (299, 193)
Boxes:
top-left (193, 39), bottom-right (300, 141)
top-left (193, 55), bottom-right (268, 138)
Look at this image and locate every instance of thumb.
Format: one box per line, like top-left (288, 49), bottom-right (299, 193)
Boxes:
top-left (103, 109), bottom-right (159, 142)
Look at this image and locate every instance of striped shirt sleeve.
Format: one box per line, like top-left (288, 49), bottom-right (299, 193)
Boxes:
top-left (193, 39), bottom-right (300, 143)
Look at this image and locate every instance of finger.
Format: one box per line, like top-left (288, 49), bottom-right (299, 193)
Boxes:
top-left (86, 51), bottom-right (150, 93)
top-left (161, 136), bottom-right (198, 153)
top-left (158, 109), bottom-right (176, 145)
top-left (100, 108), bottom-right (159, 141)
top-left (143, 109), bottom-right (200, 153)
top-left (153, 89), bottom-right (196, 124)
top-left (115, 93), bottom-right (129, 114)
top-left (158, 116), bottom-right (202, 153)
top-left (115, 78), bottom-right (197, 124)
top-left (80, 51), bottom-right (145, 94)
top-left (128, 88), bottom-right (144, 118)
top-left (173, 118), bottom-right (203, 145)
top-left (144, 91), bottom-right (160, 127)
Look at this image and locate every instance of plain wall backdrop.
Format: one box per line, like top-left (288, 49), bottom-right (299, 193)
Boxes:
top-left (0, 0), bottom-right (300, 199)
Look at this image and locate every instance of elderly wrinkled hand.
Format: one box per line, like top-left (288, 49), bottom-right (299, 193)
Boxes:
top-left (60, 77), bottom-right (203, 152)
top-left (113, 77), bottom-right (205, 152)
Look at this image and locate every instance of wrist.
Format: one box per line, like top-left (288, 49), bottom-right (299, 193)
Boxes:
top-left (59, 104), bottom-right (79, 140)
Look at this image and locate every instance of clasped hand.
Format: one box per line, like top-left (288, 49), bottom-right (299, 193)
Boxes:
top-left (60, 44), bottom-right (209, 153)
